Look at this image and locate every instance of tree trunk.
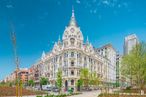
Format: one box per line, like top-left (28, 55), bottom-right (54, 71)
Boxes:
top-left (141, 90), bottom-right (144, 95)
top-left (40, 84), bottom-right (42, 90)
top-left (140, 80), bottom-right (144, 95)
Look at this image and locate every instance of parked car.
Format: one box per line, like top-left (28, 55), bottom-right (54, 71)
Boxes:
top-left (52, 87), bottom-right (59, 92)
top-left (42, 85), bottom-right (52, 91)
top-left (82, 87), bottom-right (92, 91)
top-left (46, 86), bottom-right (52, 91)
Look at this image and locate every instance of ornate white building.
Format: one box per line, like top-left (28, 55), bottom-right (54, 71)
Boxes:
top-left (30, 8), bottom-right (117, 91)
top-left (95, 44), bottom-right (117, 84)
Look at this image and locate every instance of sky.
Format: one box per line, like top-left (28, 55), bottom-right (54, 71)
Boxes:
top-left (0, 0), bottom-right (146, 80)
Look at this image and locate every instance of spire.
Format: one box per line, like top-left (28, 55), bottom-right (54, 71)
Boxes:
top-left (72, 6), bottom-right (75, 18)
top-left (58, 35), bottom-right (60, 41)
top-left (41, 51), bottom-right (46, 60)
top-left (68, 6), bottom-right (78, 27)
top-left (58, 35), bottom-right (61, 45)
top-left (86, 36), bottom-right (89, 45)
top-left (87, 36), bottom-right (89, 42)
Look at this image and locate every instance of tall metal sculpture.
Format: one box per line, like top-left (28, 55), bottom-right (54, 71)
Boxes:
top-left (10, 24), bottom-right (22, 97)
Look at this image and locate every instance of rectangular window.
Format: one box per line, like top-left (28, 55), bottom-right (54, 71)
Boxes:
top-left (71, 61), bottom-right (74, 66)
top-left (71, 70), bottom-right (74, 75)
top-left (71, 52), bottom-right (74, 57)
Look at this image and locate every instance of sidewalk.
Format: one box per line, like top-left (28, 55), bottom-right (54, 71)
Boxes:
top-left (3, 95), bottom-right (44, 97)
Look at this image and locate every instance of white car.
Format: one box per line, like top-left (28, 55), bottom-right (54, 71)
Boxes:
top-left (42, 84), bottom-right (52, 91)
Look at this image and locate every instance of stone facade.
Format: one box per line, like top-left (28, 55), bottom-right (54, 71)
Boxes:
top-left (29, 9), bottom-right (117, 91)
top-left (95, 44), bottom-right (117, 84)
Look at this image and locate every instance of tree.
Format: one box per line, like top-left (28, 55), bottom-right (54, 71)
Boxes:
top-left (80, 68), bottom-right (90, 89)
top-left (89, 72), bottom-right (94, 86)
top-left (121, 42), bottom-right (146, 94)
top-left (0, 81), bottom-right (6, 86)
top-left (80, 68), bottom-right (100, 90)
top-left (56, 69), bottom-right (62, 93)
top-left (76, 79), bottom-right (83, 91)
top-left (40, 77), bottom-right (48, 90)
top-left (89, 72), bottom-right (100, 88)
top-left (28, 79), bottom-right (34, 87)
top-left (9, 82), bottom-right (13, 87)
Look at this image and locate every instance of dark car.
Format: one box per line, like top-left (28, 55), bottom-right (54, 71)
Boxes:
top-left (46, 86), bottom-right (52, 91)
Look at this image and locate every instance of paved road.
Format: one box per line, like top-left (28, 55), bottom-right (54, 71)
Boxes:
top-left (69, 90), bottom-right (101, 97)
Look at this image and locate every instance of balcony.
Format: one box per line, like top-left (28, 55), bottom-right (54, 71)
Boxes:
top-left (64, 65), bottom-right (81, 70)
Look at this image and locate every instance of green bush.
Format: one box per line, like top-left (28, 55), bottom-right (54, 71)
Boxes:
top-left (98, 93), bottom-right (119, 97)
top-left (44, 94), bottom-right (54, 97)
top-left (126, 86), bottom-right (132, 90)
top-left (44, 94), bottom-right (66, 97)
top-left (43, 93), bottom-right (80, 97)
top-left (36, 96), bottom-right (42, 97)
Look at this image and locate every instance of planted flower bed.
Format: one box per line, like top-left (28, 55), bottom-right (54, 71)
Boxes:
top-left (36, 92), bottom-right (82, 97)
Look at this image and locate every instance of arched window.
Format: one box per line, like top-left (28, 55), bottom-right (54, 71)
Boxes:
top-left (70, 38), bottom-right (75, 45)
top-left (71, 79), bottom-right (74, 85)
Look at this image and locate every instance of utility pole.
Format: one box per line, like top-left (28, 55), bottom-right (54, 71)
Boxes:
top-left (10, 24), bottom-right (22, 97)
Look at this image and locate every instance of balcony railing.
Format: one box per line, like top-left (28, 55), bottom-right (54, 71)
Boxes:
top-left (63, 65), bottom-right (81, 70)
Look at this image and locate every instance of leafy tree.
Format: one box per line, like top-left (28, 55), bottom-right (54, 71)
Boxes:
top-left (40, 77), bottom-right (48, 85)
top-left (93, 72), bottom-right (100, 86)
top-left (9, 82), bottom-right (13, 87)
top-left (121, 42), bottom-right (146, 94)
top-left (80, 68), bottom-right (100, 90)
top-left (89, 72), bottom-right (94, 86)
top-left (76, 79), bottom-right (83, 91)
top-left (56, 69), bottom-right (62, 93)
top-left (80, 68), bottom-right (90, 89)
top-left (40, 77), bottom-right (48, 90)
top-left (28, 79), bottom-right (34, 87)
top-left (89, 72), bottom-right (100, 88)
top-left (0, 81), bottom-right (6, 86)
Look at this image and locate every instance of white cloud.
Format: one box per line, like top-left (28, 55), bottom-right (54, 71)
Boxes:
top-left (118, 4), bottom-right (121, 8)
top-left (93, 9), bottom-right (97, 14)
top-left (90, 9), bottom-right (97, 14)
top-left (76, 0), bottom-right (81, 4)
top-left (6, 4), bottom-right (13, 8)
top-left (83, 0), bottom-right (129, 17)
top-left (102, 0), bottom-right (110, 6)
top-left (98, 0), bottom-right (120, 8)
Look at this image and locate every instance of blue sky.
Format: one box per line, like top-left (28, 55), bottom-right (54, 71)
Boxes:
top-left (0, 0), bottom-right (146, 80)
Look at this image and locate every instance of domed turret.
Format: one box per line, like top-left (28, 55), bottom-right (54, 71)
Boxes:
top-left (62, 7), bottom-right (84, 43)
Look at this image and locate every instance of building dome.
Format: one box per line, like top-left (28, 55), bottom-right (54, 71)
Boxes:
top-left (62, 8), bottom-right (83, 41)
